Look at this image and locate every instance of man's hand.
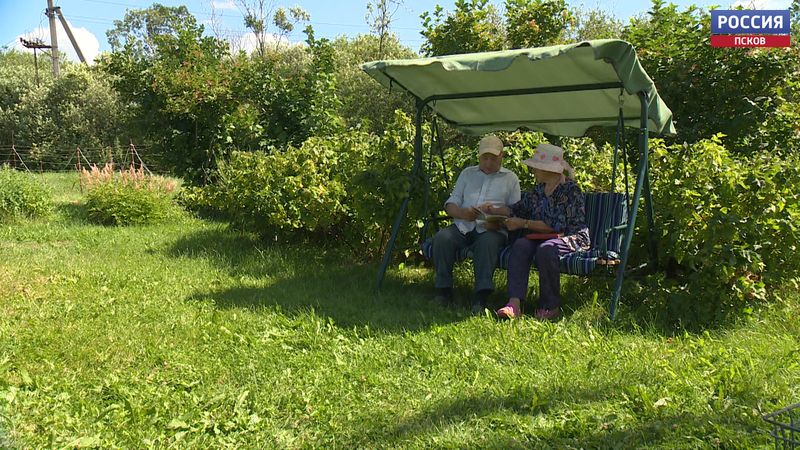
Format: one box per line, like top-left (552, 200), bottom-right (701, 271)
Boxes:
top-left (461, 206), bottom-right (479, 221)
top-left (475, 202), bottom-right (493, 213)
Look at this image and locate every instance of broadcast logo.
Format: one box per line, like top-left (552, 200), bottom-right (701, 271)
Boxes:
top-left (711, 10), bottom-right (791, 48)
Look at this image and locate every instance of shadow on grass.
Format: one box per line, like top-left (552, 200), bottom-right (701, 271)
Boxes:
top-left (355, 383), bottom-right (768, 448)
top-left (558, 272), bottom-right (750, 336)
top-left (166, 228), bottom-right (465, 333)
top-left (165, 228), bottom-right (748, 335)
top-left (53, 201), bottom-right (88, 224)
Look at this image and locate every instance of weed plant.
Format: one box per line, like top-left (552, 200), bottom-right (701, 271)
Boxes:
top-left (0, 165), bottom-right (52, 221)
top-left (81, 164), bottom-right (179, 226)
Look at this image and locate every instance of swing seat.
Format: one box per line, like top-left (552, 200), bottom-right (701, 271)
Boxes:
top-left (422, 192), bottom-right (628, 276)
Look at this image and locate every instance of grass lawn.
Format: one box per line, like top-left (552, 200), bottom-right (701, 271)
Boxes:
top-left (1, 173), bottom-right (798, 448)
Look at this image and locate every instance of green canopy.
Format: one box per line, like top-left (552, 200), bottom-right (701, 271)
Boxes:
top-left (362, 39), bottom-right (675, 137)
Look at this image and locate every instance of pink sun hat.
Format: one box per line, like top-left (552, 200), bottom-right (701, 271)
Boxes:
top-left (522, 143), bottom-right (575, 179)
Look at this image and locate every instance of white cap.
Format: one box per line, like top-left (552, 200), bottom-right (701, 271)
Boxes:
top-left (477, 135), bottom-right (503, 156)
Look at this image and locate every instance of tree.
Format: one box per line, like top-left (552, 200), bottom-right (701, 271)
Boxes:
top-left (366, 0), bottom-right (404, 57)
top-left (623, 0), bottom-right (800, 152)
top-left (12, 65), bottom-right (127, 166)
top-left (106, 3), bottom-right (199, 59)
top-left (0, 50), bottom-right (41, 145)
top-left (420, 0), bottom-right (505, 56)
top-left (236, 0), bottom-right (309, 58)
top-left (504, 0), bottom-right (574, 48)
top-left (419, 0), bottom-right (603, 55)
top-left (567, 8), bottom-right (623, 41)
top-left (103, 10), bottom-right (237, 182)
top-left (273, 7), bottom-right (310, 50)
top-left (332, 34), bottom-right (416, 132)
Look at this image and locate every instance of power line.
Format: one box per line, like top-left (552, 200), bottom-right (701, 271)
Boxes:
top-left (71, 0), bottom-right (422, 32)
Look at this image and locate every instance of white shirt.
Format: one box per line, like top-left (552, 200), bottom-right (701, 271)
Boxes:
top-left (445, 165), bottom-right (521, 234)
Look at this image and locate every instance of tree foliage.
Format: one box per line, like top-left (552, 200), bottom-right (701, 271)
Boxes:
top-left (236, 0), bottom-right (309, 58)
top-left (331, 34), bottom-right (415, 132)
top-left (623, 0), bottom-right (800, 152)
top-left (420, 0), bottom-right (505, 56)
top-left (366, 0), bottom-right (404, 57)
top-left (504, 0), bottom-right (574, 48)
top-left (107, 3), bottom-right (198, 59)
top-left (567, 8), bottom-right (623, 41)
top-left (0, 59), bottom-right (127, 168)
top-left (102, 4), bottom-right (344, 183)
top-left (420, 0), bottom-right (601, 56)
top-left (102, 17), bottom-right (235, 182)
top-left (0, 51), bottom-right (43, 145)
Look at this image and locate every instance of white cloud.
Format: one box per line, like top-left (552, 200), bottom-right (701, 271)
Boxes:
top-left (730, 0), bottom-right (792, 8)
top-left (9, 20), bottom-right (100, 65)
top-left (212, 0), bottom-right (237, 10)
top-left (228, 31), bottom-right (296, 54)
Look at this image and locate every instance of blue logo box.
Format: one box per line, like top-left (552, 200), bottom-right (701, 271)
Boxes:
top-left (711, 10), bottom-right (790, 34)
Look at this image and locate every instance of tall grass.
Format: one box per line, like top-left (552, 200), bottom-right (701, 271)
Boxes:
top-left (0, 173), bottom-right (797, 448)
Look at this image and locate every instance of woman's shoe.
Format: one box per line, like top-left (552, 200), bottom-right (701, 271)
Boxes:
top-left (496, 302), bottom-right (521, 319)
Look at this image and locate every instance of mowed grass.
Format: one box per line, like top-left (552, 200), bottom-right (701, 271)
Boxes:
top-left (1, 173), bottom-right (798, 448)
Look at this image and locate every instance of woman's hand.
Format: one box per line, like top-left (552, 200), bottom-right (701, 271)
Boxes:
top-left (505, 217), bottom-right (528, 231)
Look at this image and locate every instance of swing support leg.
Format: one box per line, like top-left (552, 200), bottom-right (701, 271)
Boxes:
top-left (643, 166), bottom-right (658, 270)
top-left (375, 99), bottom-right (425, 292)
top-left (610, 92), bottom-right (650, 319)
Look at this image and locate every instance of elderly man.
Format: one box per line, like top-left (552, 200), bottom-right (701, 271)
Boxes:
top-left (432, 135), bottom-right (521, 313)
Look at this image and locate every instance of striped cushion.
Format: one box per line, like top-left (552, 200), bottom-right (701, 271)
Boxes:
top-left (584, 192), bottom-right (627, 255)
top-left (421, 192), bottom-right (627, 276)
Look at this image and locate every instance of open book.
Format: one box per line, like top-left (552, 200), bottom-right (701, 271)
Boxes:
top-left (471, 206), bottom-right (508, 224)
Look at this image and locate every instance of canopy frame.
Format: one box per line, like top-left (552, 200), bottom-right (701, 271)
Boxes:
top-left (367, 42), bottom-right (671, 319)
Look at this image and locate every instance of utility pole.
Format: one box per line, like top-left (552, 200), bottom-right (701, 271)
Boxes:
top-left (54, 6), bottom-right (86, 63)
top-left (19, 37), bottom-right (51, 87)
top-left (43, 0), bottom-right (88, 77)
top-left (46, 0), bottom-right (59, 77)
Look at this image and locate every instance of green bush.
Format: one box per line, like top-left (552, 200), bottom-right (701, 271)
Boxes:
top-left (0, 166), bottom-right (52, 221)
top-left (83, 166), bottom-right (178, 226)
top-left (182, 111), bottom-right (425, 257)
top-left (212, 145), bottom-right (350, 235)
top-left (185, 115), bottom-right (623, 260)
top-left (646, 135), bottom-right (800, 323)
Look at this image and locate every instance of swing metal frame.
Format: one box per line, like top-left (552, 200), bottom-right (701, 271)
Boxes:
top-left (364, 41), bottom-right (674, 319)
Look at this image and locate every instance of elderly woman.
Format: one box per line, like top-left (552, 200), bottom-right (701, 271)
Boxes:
top-left (484, 144), bottom-right (590, 320)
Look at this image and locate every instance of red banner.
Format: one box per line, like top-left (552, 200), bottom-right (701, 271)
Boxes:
top-left (711, 35), bottom-right (791, 47)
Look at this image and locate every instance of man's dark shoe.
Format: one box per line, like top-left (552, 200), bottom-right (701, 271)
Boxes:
top-left (471, 289), bottom-right (492, 315)
top-left (434, 288), bottom-right (453, 307)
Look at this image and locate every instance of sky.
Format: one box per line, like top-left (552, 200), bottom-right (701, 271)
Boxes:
top-left (0, 0), bottom-right (792, 63)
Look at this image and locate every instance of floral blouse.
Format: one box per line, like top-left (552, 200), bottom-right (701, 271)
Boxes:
top-left (510, 179), bottom-right (591, 252)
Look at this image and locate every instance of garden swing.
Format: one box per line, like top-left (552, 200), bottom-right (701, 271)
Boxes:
top-left (362, 40), bottom-right (676, 319)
